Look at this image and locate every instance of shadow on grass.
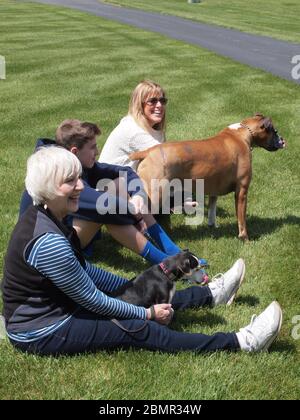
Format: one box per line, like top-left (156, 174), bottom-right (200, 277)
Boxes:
top-left (171, 295), bottom-right (260, 331)
top-left (172, 311), bottom-right (227, 331)
top-left (268, 339), bottom-right (297, 353)
top-left (169, 214), bottom-right (300, 242)
top-left (235, 295), bottom-right (260, 307)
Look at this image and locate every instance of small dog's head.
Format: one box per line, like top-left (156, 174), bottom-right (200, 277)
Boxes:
top-left (162, 250), bottom-right (199, 279)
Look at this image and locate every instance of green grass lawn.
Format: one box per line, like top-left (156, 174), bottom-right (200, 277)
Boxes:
top-left (0, 0), bottom-right (300, 400)
top-left (102, 0), bottom-right (300, 43)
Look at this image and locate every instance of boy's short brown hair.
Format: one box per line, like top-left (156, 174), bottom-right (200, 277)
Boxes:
top-left (55, 119), bottom-right (101, 150)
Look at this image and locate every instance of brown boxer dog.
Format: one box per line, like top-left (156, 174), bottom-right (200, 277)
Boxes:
top-left (130, 114), bottom-right (286, 240)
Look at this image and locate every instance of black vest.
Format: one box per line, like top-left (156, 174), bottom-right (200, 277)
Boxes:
top-left (1, 205), bottom-right (86, 333)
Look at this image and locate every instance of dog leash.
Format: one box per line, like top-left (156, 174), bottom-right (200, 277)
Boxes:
top-left (110, 318), bottom-right (149, 333)
top-left (110, 306), bottom-right (156, 333)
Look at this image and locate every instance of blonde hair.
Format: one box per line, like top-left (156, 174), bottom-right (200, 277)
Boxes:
top-left (128, 80), bottom-right (167, 134)
top-left (25, 146), bottom-right (82, 205)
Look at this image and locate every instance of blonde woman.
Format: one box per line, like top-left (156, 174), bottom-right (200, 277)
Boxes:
top-left (99, 80), bottom-right (166, 171)
top-left (99, 79), bottom-right (198, 209)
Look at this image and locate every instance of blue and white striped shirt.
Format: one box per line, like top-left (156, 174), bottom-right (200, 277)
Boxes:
top-left (9, 233), bottom-right (146, 342)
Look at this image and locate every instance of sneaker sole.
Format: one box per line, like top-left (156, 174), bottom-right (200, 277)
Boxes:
top-left (226, 259), bottom-right (246, 306)
top-left (262, 302), bottom-right (283, 352)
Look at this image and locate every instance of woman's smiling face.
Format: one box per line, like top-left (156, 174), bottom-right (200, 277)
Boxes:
top-left (46, 175), bottom-right (84, 220)
top-left (143, 94), bottom-right (167, 127)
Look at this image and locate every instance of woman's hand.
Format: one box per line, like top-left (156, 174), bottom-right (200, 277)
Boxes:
top-left (146, 304), bottom-right (174, 325)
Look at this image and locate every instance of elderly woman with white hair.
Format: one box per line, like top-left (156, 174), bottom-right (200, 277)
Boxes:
top-left (1, 147), bottom-right (282, 356)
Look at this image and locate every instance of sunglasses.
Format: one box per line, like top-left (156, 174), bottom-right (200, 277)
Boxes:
top-left (145, 97), bottom-right (168, 106)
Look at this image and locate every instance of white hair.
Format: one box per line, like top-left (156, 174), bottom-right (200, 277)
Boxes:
top-left (25, 146), bottom-right (82, 205)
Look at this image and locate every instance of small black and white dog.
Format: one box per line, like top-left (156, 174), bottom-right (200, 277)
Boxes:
top-left (109, 250), bottom-right (199, 307)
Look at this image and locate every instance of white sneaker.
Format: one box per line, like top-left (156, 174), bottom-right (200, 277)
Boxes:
top-left (208, 258), bottom-right (245, 306)
top-left (236, 301), bottom-right (283, 352)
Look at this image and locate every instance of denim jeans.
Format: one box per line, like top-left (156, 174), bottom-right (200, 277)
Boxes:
top-left (10, 286), bottom-right (240, 355)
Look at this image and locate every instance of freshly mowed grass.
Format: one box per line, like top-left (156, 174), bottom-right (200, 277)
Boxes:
top-left (102, 0), bottom-right (300, 43)
top-left (0, 0), bottom-right (300, 400)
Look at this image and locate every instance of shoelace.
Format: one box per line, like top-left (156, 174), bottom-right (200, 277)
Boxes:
top-left (210, 273), bottom-right (225, 284)
top-left (242, 314), bottom-right (265, 351)
top-left (209, 272), bottom-right (234, 302)
top-left (210, 272), bottom-right (227, 290)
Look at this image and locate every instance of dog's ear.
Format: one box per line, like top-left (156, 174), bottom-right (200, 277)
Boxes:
top-left (181, 257), bottom-right (192, 274)
top-left (255, 113), bottom-right (264, 118)
top-left (178, 250), bottom-right (198, 273)
top-left (260, 117), bottom-right (273, 132)
top-left (189, 254), bottom-right (199, 270)
top-left (180, 254), bottom-right (199, 274)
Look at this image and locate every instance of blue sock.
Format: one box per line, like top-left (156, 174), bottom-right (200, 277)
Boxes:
top-left (140, 241), bottom-right (169, 264)
top-left (146, 223), bottom-right (181, 256)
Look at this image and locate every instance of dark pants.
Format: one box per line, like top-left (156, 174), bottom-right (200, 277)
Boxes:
top-left (10, 286), bottom-right (240, 356)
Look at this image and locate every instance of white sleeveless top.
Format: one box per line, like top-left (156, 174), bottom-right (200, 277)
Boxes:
top-left (99, 115), bottom-right (165, 171)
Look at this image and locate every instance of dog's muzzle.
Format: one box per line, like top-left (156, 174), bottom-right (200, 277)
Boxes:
top-left (267, 130), bottom-right (286, 151)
